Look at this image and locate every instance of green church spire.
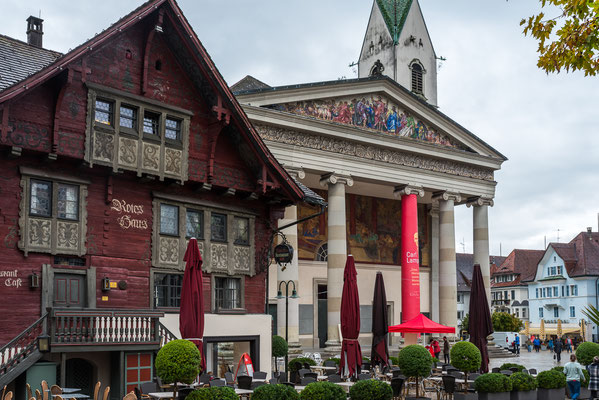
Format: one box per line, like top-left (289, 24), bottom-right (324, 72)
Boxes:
top-left (375, 0), bottom-right (413, 44)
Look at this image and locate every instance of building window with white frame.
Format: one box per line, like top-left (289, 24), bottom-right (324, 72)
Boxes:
top-left (553, 307), bottom-right (559, 318)
top-left (539, 308), bottom-right (544, 318)
top-left (570, 306), bottom-right (576, 318)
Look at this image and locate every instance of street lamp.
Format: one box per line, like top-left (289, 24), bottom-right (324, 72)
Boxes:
top-left (277, 280), bottom-right (298, 382)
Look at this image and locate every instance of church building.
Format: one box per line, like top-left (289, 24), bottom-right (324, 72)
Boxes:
top-left (232, 0), bottom-right (506, 351)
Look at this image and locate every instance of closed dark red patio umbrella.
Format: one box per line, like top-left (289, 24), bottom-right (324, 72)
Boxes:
top-left (468, 263), bottom-right (493, 373)
top-left (339, 255), bottom-right (363, 378)
top-left (371, 272), bottom-right (389, 368)
top-left (179, 238), bottom-right (206, 372)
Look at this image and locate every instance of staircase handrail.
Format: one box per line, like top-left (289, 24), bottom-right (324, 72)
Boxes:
top-left (0, 313), bottom-right (47, 373)
top-left (158, 322), bottom-right (178, 346)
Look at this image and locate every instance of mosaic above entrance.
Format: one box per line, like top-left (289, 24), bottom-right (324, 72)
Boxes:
top-left (265, 95), bottom-right (470, 151)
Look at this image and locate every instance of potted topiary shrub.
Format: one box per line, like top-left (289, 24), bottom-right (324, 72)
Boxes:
top-left (397, 345), bottom-right (433, 400)
top-left (450, 341), bottom-right (482, 400)
top-left (536, 370), bottom-right (566, 400)
top-left (272, 335), bottom-right (288, 376)
top-left (252, 383), bottom-right (300, 400)
top-left (509, 372), bottom-right (537, 400)
top-left (576, 342), bottom-right (599, 366)
top-left (500, 363), bottom-right (526, 372)
top-left (474, 373), bottom-right (512, 400)
top-left (186, 387), bottom-right (237, 400)
top-left (289, 357), bottom-right (316, 383)
top-left (155, 339), bottom-right (201, 400)
top-left (349, 379), bottom-right (393, 400)
top-left (299, 381), bottom-right (346, 400)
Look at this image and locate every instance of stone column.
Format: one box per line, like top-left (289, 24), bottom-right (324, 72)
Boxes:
top-left (469, 197), bottom-right (494, 303)
top-left (394, 185), bottom-right (425, 345)
top-left (277, 167), bottom-right (304, 354)
top-left (436, 191), bottom-right (461, 332)
top-left (320, 172), bottom-right (353, 350)
top-left (429, 200), bottom-right (440, 323)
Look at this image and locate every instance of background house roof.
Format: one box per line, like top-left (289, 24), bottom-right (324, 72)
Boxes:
top-left (497, 249), bottom-right (544, 284)
top-left (549, 232), bottom-right (599, 277)
top-left (456, 253), bottom-right (505, 292)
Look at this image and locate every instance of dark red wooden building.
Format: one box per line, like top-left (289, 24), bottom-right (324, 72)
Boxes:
top-left (0, 1), bottom-right (321, 397)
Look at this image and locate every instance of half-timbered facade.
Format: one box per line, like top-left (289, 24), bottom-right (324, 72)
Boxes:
top-left (0, 0), bottom-right (317, 396)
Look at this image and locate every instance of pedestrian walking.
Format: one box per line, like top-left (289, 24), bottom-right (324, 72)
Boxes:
top-left (443, 336), bottom-right (450, 364)
top-left (533, 337), bottom-right (541, 352)
top-left (432, 338), bottom-right (441, 360)
top-left (587, 356), bottom-right (599, 400)
top-left (526, 337), bottom-right (532, 352)
top-left (515, 334), bottom-right (520, 355)
top-left (567, 337), bottom-right (573, 353)
top-left (564, 354), bottom-right (585, 400)
top-left (555, 337), bottom-right (563, 363)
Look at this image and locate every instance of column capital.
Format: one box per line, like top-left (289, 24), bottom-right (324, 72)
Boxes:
top-left (393, 184), bottom-right (424, 198)
top-left (319, 172), bottom-right (353, 187)
top-left (433, 191), bottom-right (462, 203)
top-left (284, 166), bottom-right (305, 180)
top-left (466, 196), bottom-right (494, 207)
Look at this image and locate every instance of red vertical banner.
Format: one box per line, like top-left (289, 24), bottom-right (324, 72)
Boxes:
top-left (401, 194), bottom-right (420, 322)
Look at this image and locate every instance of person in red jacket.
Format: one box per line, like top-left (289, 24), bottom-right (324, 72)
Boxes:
top-left (432, 339), bottom-right (441, 360)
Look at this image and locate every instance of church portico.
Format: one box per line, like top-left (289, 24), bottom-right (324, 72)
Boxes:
top-left (235, 0), bottom-right (506, 349)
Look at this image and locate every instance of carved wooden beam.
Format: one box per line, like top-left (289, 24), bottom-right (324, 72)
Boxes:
top-left (142, 9), bottom-right (164, 95)
top-left (51, 69), bottom-right (73, 155)
top-left (212, 94), bottom-right (231, 125)
top-left (204, 123), bottom-right (225, 184)
top-left (257, 165), bottom-right (279, 194)
top-left (1, 103), bottom-right (10, 144)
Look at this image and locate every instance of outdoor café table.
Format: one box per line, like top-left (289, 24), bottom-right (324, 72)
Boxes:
top-left (234, 388), bottom-right (252, 399)
top-left (310, 366), bottom-right (336, 373)
top-left (60, 389), bottom-right (82, 394)
top-left (148, 392), bottom-right (174, 400)
top-left (52, 394), bottom-right (89, 399)
top-left (317, 375), bottom-right (328, 381)
top-left (335, 382), bottom-right (354, 393)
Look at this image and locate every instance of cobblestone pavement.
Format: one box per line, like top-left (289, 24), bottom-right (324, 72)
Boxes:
top-left (489, 347), bottom-right (572, 371)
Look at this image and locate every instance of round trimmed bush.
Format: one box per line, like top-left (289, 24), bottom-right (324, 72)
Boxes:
top-left (186, 387), bottom-right (237, 400)
top-left (289, 357), bottom-right (316, 372)
top-left (156, 339), bottom-right (201, 385)
top-left (349, 379), bottom-right (393, 400)
top-left (474, 373), bottom-right (512, 393)
top-left (252, 384), bottom-right (299, 400)
top-left (536, 370), bottom-right (566, 389)
top-left (576, 342), bottom-right (599, 366)
top-left (299, 381), bottom-right (346, 400)
top-left (450, 342), bottom-right (481, 375)
top-left (509, 372), bottom-right (537, 391)
top-left (272, 335), bottom-right (289, 358)
top-left (397, 345), bottom-right (433, 378)
top-left (500, 363), bottom-right (526, 372)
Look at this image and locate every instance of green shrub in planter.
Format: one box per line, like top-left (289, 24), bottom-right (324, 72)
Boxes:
top-left (299, 381), bottom-right (346, 400)
top-left (252, 384), bottom-right (299, 400)
top-left (289, 357), bottom-right (316, 372)
top-left (576, 342), bottom-right (599, 366)
top-left (349, 379), bottom-right (393, 400)
top-left (272, 335), bottom-right (289, 358)
top-left (398, 345), bottom-right (433, 397)
top-left (325, 357), bottom-right (340, 366)
top-left (156, 339), bottom-right (201, 391)
top-left (186, 387), bottom-right (237, 400)
top-left (474, 373), bottom-right (512, 393)
top-left (536, 370), bottom-right (566, 389)
top-left (450, 341), bottom-right (482, 387)
top-left (509, 372), bottom-right (536, 391)
top-left (500, 363), bottom-right (526, 372)
top-left (389, 356), bottom-right (399, 366)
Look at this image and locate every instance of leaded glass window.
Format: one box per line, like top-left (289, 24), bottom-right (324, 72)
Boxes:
top-left (211, 213), bottom-right (227, 242)
top-left (154, 273), bottom-right (183, 308)
top-left (160, 204), bottom-right (179, 235)
top-left (165, 118), bottom-right (181, 141)
top-left (143, 111), bottom-right (160, 135)
top-left (30, 180), bottom-right (52, 217)
top-left (186, 209), bottom-right (203, 239)
top-left (119, 105), bottom-right (137, 129)
top-left (95, 99), bottom-right (113, 125)
top-left (233, 217), bottom-right (249, 245)
top-left (57, 184), bottom-right (79, 220)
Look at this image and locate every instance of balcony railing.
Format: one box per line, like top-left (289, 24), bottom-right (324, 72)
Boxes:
top-left (50, 308), bottom-right (165, 348)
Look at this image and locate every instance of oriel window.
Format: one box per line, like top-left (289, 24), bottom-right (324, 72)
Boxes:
top-left (143, 111), bottom-right (160, 136)
top-left (57, 184), bottom-right (79, 220)
top-left (165, 118), bottom-right (181, 141)
top-left (119, 105), bottom-right (137, 130)
top-left (30, 180), bottom-right (52, 217)
top-left (211, 213), bottom-right (227, 242)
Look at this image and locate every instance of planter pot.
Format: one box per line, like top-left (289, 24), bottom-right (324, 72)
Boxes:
top-left (537, 388), bottom-right (565, 400)
top-left (510, 390), bottom-right (537, 400)
top-left (479, 392), bottom-right (510, 400)
top-left (455, 392), bottom-right (479, 400)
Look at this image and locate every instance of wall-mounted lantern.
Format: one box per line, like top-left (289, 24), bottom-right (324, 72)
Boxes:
top-left (29, 272), bottom-right (40, 289)
top-left (37, 334), bottom-right (51, 353)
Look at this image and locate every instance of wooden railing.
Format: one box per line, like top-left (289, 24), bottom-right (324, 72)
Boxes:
top-left (158, 322), bottom-right (178, 347)
top-left (50, 309), bottom-right (164, 346)
top-left (0, 313), bottom-right (46, 378)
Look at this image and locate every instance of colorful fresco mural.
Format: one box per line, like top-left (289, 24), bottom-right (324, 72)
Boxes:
top-left (297, 192), bottom-right (430, 266)
top-left (266, 95), bottom-right (469, 150)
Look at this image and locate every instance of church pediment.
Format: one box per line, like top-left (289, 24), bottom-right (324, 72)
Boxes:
top-left (264, 92), bottom-right (471, 152)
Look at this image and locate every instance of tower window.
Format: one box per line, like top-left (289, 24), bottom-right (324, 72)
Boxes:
top-left (411, 62), bottom-right (423, 94)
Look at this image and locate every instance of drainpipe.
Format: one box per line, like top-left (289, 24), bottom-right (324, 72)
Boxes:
top-left (264, 205), bottom-right (326, 314)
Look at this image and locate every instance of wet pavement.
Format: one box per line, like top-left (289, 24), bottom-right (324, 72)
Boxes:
top-left (489, 347), bottom-right (573, 371)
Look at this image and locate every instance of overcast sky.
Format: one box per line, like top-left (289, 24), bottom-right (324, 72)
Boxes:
top-left (2, 0), bottom-right (598, 257)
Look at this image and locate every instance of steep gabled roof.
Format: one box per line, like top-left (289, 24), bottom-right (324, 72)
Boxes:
top-left (375, 0), bottom-right (413, 44)
top-left (499, 249), bottom-right (545, 284)
top-left (548, 232), bottom-right (599, 278)
top-left (0, 0), bottom-right (309, 204)
top-left (0, 34), bottom-right (62, 91)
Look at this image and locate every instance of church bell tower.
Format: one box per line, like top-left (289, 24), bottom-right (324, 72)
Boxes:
top-left (358, 0), bottom-right (438, 106)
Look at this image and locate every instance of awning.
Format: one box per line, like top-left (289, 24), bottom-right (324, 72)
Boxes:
top-left (520, 324), bottom-right (580, 335)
